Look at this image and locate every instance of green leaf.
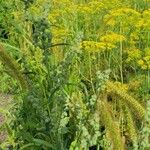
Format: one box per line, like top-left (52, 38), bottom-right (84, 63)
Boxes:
top-left (33, 138), bottom-right (54, 149)
top-left (19, 143), bottom-right (35, 150)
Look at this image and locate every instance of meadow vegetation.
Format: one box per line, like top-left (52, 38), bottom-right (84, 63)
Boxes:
top-left (0, 0), bottom-right (150, 149)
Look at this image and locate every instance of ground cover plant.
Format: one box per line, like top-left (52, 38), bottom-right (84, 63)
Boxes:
top-left (0, 0), bottom-right (150, 149)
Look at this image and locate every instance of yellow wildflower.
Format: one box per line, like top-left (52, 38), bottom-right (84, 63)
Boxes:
top-left (127, 49), bottom-right (142, 62)
top-left (104, 7), bottom-right (141, 26)
top-left (29, 6), bottom-right (40, 16)
top-left (143, 56), bottom-right (150, 62)
top-left (100, 32), bottom-right (126, 43)
top-left (143, 9), bottom-right (150, 18)
top-left (138, 60), bottom-right (144, 66)
top-left (141, 65), bottom-right (147, 70)
top-left (80, 41), bottom-right (115, 53)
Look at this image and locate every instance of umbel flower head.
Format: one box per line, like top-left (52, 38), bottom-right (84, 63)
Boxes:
top-left (100, 32), bottom-right (126, 43)
top-left (80, 40), bottom-right (116, 53)
top-left (104, 7), bottom-right (141, 27)
top-left (137, 48), bottom-right (150, 70)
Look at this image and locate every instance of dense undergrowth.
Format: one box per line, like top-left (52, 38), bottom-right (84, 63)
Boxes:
top-left (0, 0), bottom-right (150, 149)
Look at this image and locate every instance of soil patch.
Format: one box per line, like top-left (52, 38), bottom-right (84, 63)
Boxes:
top-left (0, 93), bottom-right (13, 143)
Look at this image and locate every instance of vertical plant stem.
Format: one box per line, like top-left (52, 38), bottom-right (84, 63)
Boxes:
top-left (120, 23), bottom-right (123, 83)
top-left (88, 52), bottom-right (96, 94)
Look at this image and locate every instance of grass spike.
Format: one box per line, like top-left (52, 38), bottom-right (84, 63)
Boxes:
top-left (0, 44), bottom-right (28, 91)
top-left (107, 81), bottom-right (145, 119)
top-left (97, 99), bottom-right (124, 150)
top-left (125, 106), bottom-right (138, 143)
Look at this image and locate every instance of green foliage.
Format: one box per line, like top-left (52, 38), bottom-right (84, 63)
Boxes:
top-left (0, 0), bottom-right (149, 150)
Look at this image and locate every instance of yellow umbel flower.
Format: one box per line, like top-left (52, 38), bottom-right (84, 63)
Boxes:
top-left (104, 7), bottom-right (140, 27)
top-left (143, 9), bottom-right (150, 18)
top-left (138, 59), bottom-right (144, 66)
top-left (137, 47), bottom-right (150, 70)
top-left (100, 32), bottom-right (126, 44)
top-left (126, 48), bottom-right (142, 62)
top-left (143, 56), bottom-right (150, 61)
top-left (77, 4), bottom-right (92, 14)
top-left (141, 65), bottom-right (147, 70)
top-left (80, 41), bottom-right (116, 53)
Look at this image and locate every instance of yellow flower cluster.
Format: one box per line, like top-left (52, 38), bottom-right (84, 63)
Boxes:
top-left (138, 56), bottom-right (150, 70)
top-left (51, 28), bottom-right (71, 43)
top-left (80, 32), bottom-right (126, 53)
top-left (116, 8), bottom-right (140, 16)
top-left (129, 33), bottom-right (140, 46)
top-left (48, 10), bottom-right (61, 24)
top-left (126, 49), bottom-right (142, 62)
top-left (48, 0), bottom-right (73, 24)
top-left (80, 41), bottom-right (115, 53)
top-left (77, 1), bottom-right (104, 14)
top-left (130, 33), bottom-right (139, 41)
top-left (77, 4), bottom-right (93, 14)
top-left (88, 1), bottom-right (104, 12)
top-left (137, 48), bottom-right (150, 70)
top-left (104, 7), bottom-right (140, 26)
top-left (143, 9), bottom-right (150, 18)
top-left (100, 32), bottom-right (126, 43)
top-left (136, 9), bottom-right (150, 29)
top-left (52, 0), bottom-right (71, 5)
top-left (126, 47), bottom-right (150, 70)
